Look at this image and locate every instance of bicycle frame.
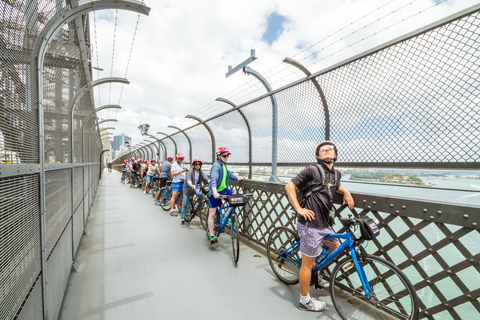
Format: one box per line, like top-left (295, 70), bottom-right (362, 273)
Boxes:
top-left (278, 231), bottom-right (373, 300)
top-left (217, 204), bottom-right (236, 236)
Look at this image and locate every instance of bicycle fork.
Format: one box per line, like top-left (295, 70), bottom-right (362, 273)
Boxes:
top-left (350, 247), bottom-right (373, 300)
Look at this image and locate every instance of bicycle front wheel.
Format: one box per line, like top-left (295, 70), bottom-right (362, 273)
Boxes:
top-left (184, 199), bottom-right (194, 222)
top-left (231, 213), bottom-right (240, 264)
top-left (330, 254), bottom-right (419, 320)
top-left (159, 188), bottom-right (172, 211)
top-left (266, 227), bottom-right (301, 285)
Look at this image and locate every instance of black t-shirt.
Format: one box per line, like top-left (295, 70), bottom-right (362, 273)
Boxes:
top-left (291, 162), bottom-right (341, 228)
top-left (132, 163), bottom-right (141, 172)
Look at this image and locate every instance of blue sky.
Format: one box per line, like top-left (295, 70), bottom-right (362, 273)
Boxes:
top-left (262, 12), bottom-right (287, 45)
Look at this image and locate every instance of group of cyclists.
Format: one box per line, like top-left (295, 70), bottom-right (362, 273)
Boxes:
top-left (120, 147), bottom-right (244, 243)
top-left (118, 141), bottom-right (356, 313)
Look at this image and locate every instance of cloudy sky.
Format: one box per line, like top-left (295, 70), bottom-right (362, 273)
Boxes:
top-left (88, 0), bottom-right (479, 152)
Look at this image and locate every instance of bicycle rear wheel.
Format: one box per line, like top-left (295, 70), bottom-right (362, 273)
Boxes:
top-left (330, 254), bottom-right (419, 320)
top-left (231, 213), bottom-right (240, 264)
top-left (159, 188), bottom-right (172, 211)
top-left (267, 227), bottom-right (301, 285)
top-left (199, 202), bottom-right (208, 230)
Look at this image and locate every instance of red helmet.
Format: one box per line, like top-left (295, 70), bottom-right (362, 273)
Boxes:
top-left (144, 159), bottom-right (148, 163)
top-left (166, 155), bottom-right (174, 161)
top-left (192, 158), bottom-right (202, 165)
top-left (122, 164), bottom-right (126, 167)
top-left (137, 158), bottom-right (142, 162)
top-left (124, 159), bottom-right (128, 163)
top-left (216, 147), bottom-right (231, 156)
top-left (176, 152), bottom-right (185, 160)
top-left (151, 159), bottom-right (156, 162)
top-left (145, 161), bottom-right (150, 165)
top-left (130, 157), bottom-right (135, 161)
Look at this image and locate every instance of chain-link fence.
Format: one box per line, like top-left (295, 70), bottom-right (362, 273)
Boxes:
top-left (115, 6), bottom-right (479, 171)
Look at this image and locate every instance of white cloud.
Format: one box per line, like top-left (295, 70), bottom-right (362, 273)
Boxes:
top-left (87, 0), bottom-right (480, 158)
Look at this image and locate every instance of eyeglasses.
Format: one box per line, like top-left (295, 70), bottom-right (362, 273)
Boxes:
top-left (319, 145), bottom-right (335, 152)
top-left (221, 154), bottom-right (230, 158)
top-left (194, 163), bottom-right (202, 166)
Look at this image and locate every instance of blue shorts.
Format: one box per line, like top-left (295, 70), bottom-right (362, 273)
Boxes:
top-left (171, 181), bottom-right (183, 192)
top-left (145, 174), bottom-right (153, 183)
top-left (208, 188), bottom-right (234, 208)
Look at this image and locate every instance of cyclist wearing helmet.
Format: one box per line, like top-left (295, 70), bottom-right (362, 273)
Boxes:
top-left (285, 141), bottom-right (354, 312)
top-left (130, 158), bottom-right (142, 187)
top-left (144, 159), bottom-right (160, 194)
top-left (154, 155), bottom-right (173, 205)
top-left (169, 153), bottom-right (187, 216)
top-left (207, 147), bottom-right (245, 244)
top-left (180, 158), bottom-right (209, 227)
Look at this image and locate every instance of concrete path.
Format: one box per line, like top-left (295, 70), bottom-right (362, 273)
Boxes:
top-left (59, 170), bottom-right (340, 320)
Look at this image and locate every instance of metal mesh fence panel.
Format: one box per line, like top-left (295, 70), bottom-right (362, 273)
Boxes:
top-left (0, 175), bottom-right (41, 320)
top-left (229, 96), bottom-right (273, 164)
top-left (45, 169), bottom-right (71, 257)
top-left (170, 132), bottom-right (190, 163)
top-left (184, 125), bottom-right (213, 163)
top-left (206, 110), bottom-right (249, 163)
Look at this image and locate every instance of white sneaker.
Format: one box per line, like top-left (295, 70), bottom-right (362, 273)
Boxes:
top-left (298, 297), bottom-right (326, 312)
top-left (318, 278), bottom-right (329, 288)
top-left (143, 191), bottom-right (146, 195)
top-left (170, 209), bottom-right (177, 216)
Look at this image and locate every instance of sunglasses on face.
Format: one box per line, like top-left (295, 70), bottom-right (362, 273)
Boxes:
top-left (221, 154), bottom-right (230, 158)
top-left (194, 163), bottom-right (202, 166)
top-left (319, 145), bottom-right (335, 152)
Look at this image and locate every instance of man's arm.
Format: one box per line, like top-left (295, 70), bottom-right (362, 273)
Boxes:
top-left (336, 184), bottom-right (354, 209)
top-left (285, 181), bottom-right (315, 221)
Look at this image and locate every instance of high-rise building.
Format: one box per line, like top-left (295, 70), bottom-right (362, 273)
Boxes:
top-left (113, 133), bottom-right (131, 154)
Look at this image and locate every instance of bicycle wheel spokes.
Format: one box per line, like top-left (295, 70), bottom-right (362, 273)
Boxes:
top-left (184, 200), bottom-right (194, 222)
top-left (266, 227), bottom-right (301, 285)
top-left (330, 254), bottom-right (418, 320)
top-left (231, 213), bottom-right (240, 264)
top-left (159, 189), bottom-right (172, 211)
top-left (199, 202), bottom-right (208, 231)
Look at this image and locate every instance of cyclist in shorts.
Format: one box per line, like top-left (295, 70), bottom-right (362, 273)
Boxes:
top-left (207, 147), bottom-right (245, 244)
top-left (154, 155), bottom-right (173, 205)
top-left (130, 158), bottom-right (142, 187)
top-left (285, 141), bottom-right (354, 312)
top-left (169, 153), bottom-right (187, 216)
top-left (180, 158), bottom-right (209, 228)
top-left (144, 159), bottom-right (160, 194)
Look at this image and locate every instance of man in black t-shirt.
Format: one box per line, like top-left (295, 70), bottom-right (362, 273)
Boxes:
top-left (130, 158), bottom-right (142, 187)
top-left (285, 141), bottom-right (354, 312)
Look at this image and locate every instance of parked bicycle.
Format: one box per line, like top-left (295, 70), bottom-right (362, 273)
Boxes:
top-left (267, 214), bottom-right (419, 320)
top-left (157, 180), bottom-right (184, 211)
top-left (200, 193), bottom-right (253, 264)
top-left (184, 186), bottom-right (208, 223)
top-left (120, 171), bottom-right (128, 184)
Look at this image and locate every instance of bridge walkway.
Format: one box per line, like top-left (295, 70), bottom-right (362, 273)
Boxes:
top-left (59, 171), bottom-right (340, 320)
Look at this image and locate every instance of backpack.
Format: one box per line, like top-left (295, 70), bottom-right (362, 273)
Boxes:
top-left (295, 164), bottom-right (340, 225)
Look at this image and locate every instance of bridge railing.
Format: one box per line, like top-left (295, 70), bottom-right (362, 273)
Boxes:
top-left (231, 180), bottom-right (480, 320)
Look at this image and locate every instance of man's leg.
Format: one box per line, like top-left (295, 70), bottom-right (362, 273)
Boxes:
top-left (299, 255), bottom-right (315, 296)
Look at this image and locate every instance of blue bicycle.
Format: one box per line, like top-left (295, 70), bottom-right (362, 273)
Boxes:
top-left (267, 214), bottom-right (419, 319)
top-left (201, 193), bottom-right (253, 264)
top-left (158, 180), bottom-right (184, 212)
